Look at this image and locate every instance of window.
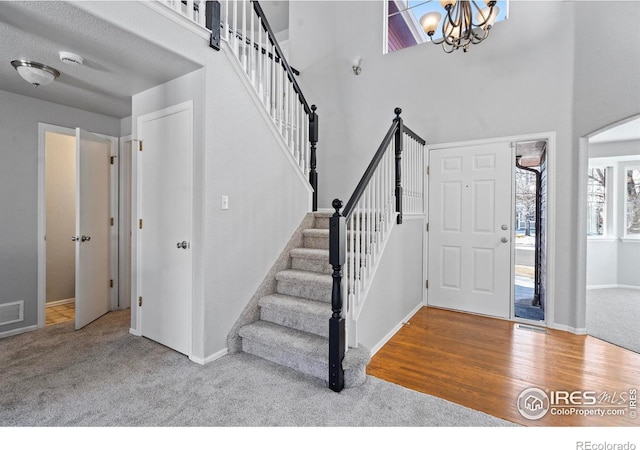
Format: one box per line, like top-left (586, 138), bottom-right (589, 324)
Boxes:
top-left (587, 167), bottom-right (607, 236)
top-left (625, 166), bottom-right (640, 236)
top-left (385, 0), bottom-right (509, 54)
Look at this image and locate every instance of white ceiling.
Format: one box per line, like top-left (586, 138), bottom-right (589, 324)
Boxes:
top-left (0, 1), bottom-right (201, 118)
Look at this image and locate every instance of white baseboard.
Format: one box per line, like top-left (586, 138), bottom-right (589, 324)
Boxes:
top-left (587, 284), bottom-right (640, 290)
top-left (190, 348), bottom-right (228, 365)
top-left (369, 303), bottom-right (423, 357)
top-left (46, 298), bottom-right (75, 307)
top-left (0, 324), bottom-right (38, 339)
top-left (548, 322), bottom-right (587, 335)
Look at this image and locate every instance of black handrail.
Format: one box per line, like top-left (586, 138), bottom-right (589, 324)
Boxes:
top-left (328, 108), bottom-right (426, 392)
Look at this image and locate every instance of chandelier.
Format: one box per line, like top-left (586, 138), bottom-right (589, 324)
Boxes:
top-left (420, 0), bottom-right (500, 53)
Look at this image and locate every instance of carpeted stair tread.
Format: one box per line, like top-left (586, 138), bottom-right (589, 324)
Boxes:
top-left (240, 321), bottom-right (327, 362)
top-left (275, 269), bottom-right (332, 286)
top-left (258, 294), bottom-right (330, 337)
top-left (290, 248), bottom-right (329, 260)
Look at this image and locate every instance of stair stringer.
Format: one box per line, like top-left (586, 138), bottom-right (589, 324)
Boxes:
top-left (227, 213), bottom-right (316, 353)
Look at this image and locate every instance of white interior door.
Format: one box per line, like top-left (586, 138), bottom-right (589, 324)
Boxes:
top-left (75, 128), bottom-right (111, 329)
top-left (138, 102), bottom-right (192, 356)
top-left (428, 142), bottom-right (513, 318)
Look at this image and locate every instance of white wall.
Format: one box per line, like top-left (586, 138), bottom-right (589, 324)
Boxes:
top-left (45, 132), bottom-right (76, 302)
top-left (0, 89), bottom-right (120, 335)
top-left (357, 215), bottom-right (425, 353)
top-left (573, 1), bottom-right (640, 321)
top-left (288, 1), bottom-right (576, 329)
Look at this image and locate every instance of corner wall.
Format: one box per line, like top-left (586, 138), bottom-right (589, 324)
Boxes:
top-left (288, 1), bottom-right (576, 329)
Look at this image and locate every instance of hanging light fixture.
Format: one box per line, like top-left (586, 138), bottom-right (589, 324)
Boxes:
top-left (10, 60), bottom-right (60, 87)
top-left (420, 0), bottom-right (500, 53)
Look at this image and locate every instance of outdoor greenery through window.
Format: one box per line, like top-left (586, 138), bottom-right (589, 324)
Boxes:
top-left (587, 167), bottom-right (607, 236)
top-left (626, 167), bottom-right (640, 236)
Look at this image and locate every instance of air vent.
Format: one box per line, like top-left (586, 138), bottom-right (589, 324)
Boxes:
top-left (0, 300), bottom-right (24, 326)
top-left (516, 323), bottom-right (548, 334)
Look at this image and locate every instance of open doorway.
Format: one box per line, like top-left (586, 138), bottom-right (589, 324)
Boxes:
top-left (513, 140), bottom-right (547, 324)
top-left (44, 129), bottom-right (77, 325)
top-left (38, 123), bottom-right (119, 330)
top-left (585, 116), bottom-right (640, 354)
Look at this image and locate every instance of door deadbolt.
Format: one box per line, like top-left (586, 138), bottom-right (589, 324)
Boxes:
top-left (177, 241), bottom-right (188, 249)
top-left (501, 224), bottom-right (508, 230)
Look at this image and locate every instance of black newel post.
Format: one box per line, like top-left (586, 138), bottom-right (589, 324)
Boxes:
top-left (309, 105), bottom-right (319, 212)
top-left (328, 199), bottom-right (345, 392)
top-left (394, 107), bottom-right (404, 224)
top-left (205, 1), bottom-right (221, 51)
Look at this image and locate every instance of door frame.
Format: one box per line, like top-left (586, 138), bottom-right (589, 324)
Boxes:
top-left (425, 131), bottom-right (556, 328)
top-left (37, 123), bottom-right (119, 328)
top-left (131, 100), bottom-right (194, 357)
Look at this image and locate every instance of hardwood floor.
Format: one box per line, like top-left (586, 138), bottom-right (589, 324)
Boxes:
top-left (367, 307), bottom-right (640, 427)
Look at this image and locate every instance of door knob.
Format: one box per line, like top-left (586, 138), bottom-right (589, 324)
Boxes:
top-left (177, 241), bottom-right (188, 249)
top-left (71, 236), bottom-right (80, 242)
top-left (501, 237), bottom-right (508, 243)
top-left (81, 235), bottom-right (91, 242)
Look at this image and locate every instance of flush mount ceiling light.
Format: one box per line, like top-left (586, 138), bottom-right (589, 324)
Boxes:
top-left (420, 0), bottom-right (500, 53)
top-left (10, 59), bottom-right (60, 87)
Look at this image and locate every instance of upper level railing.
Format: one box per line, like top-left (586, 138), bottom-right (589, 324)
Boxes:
top-left (157, 0), bottom-right (319, 210)
top-left (328, 108), bottom-right (426, 392)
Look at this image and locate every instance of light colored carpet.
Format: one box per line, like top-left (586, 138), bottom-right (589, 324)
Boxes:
top-left (587, 288), bottom-right (640, 354)
top-left (0, 310), bottom-right (515, 427)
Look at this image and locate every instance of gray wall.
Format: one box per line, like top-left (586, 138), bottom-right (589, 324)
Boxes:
top-left (0, 89), bottom-right (120, 335)
top-left (94, 1), bottom-right (313, 360)
top-left (357, 215), bottom-right (425, 353)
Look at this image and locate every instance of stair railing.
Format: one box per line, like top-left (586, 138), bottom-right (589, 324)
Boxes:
top-left (215, 0), bottom-right (319, 210)
top-left (329, 108), bottom-right (426, 392)
top-left (161, 0), bottom-right (319, 209)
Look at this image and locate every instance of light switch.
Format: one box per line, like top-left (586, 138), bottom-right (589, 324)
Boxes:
top-left (221, 195), bottom-right (229, 210)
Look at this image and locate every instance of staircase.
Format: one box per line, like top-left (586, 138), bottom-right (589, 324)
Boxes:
top-left (238, 211), bottom-right (370, 388)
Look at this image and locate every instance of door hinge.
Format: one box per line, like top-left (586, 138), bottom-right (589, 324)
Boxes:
top-left (110, 156), bottom-right (115, 165)
top-left (426, 222), bottom-right (429, 232)
top-left (138, 296), bottom-right (142, 307)
top-left (110, 217), bottom-right (114, 226)
top-left (110, 279), bottom-right (113, 288)
top-left (139, 141), bottom-right (143, 152)
top-left (426, 166), bottom-right (430, 175)
top-left (139, 219), bottom-right (143, 229)
top-left (425, 280), bottom-right (429, 289)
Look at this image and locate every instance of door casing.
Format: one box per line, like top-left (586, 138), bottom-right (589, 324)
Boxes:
top-left (425, 132), bottom-right (556, 328)
top-left (37, 123), bottom-right (119, 328)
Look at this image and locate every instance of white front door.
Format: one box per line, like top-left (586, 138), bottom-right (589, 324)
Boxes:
top-left (137, 102), bottom-right (193, 356)
top-left (75, 128), bottom-right (111, 329)
top-left (428, 142), bottom-right (512, 319)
